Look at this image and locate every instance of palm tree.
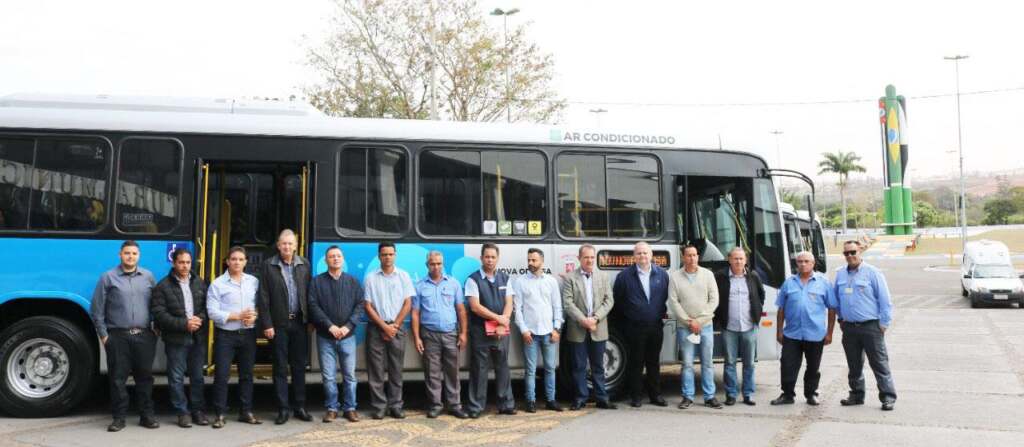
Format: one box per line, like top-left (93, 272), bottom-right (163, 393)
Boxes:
top-left (818, 150), bottom-right (867, 234)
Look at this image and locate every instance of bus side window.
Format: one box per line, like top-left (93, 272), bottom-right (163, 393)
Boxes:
top-left (28, 138), bottom-right (111, 232)
top-left (338, 147), bottom-right (409, 236)
top-left (557, 153), bottom-right (661, 239)
top-left (418, 150), bottom-right (481, 236)
top-left (116, 138), bottom-right (183, 234)
top-left (0, 137), bottom-right (34, 230)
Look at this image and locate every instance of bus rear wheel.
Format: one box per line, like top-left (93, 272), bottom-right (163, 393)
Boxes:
top-left (0, 317), bottom-right (96, 417)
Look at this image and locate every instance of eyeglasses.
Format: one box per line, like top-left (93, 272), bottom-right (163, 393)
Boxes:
top-left (843, 250), bottom-right (858, 256)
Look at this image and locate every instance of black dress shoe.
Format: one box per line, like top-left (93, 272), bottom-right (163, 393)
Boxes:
top-left (139, 416), bottom-right (160, 429)
top-left (211, 415), bottom-right (226, 429)
top-left (238, 413), bottom-right (262, 424)
top-left (389, 408), bottom-right (406, 419)
top-left (545, 401), bottom-right (564, 412)
top-left (450, 408), bottom-right (469, 419)
top-left (275, 410), bottom-right (290, 425)
top-left (294, 408), bottom-right (313, 422)
top-left (107, 418), bottom-right (126, 432)
top-left (629, 399), bottom-right (642, 408)
top-left (177, 414), bottom-right (192, 428)
top-left (650, 396), bottom-right (668, 407)
top-left (498, 407), bottom-right (517, 415)
top-left (372, 409), bottom-right (387, 420)
top-left (570, 401), bottom-right (585, 411)
top-left (742, 397), bottom-right (756, 406)
top-left (840, 397), bottom-right (865, 406)
top-left (725, 396), bottom-right (737, 406)
top-left (192, 412), bottom-right (210, 426)
top-left (677, 397), bottom-right (693, 409)
top-left (770, 394), bottom-right (795, 405)
top-left (704, 398), bottom-right (724, 409)
top-left (596, 401), bottom-right (617, 410)
top-left (427, 408), bottom-right (441, 419)
top-left (467, 410), bottom-right (481, 419)
top-left (525, 401), bottom-right (537, 413)
top-left (881, 401), bottom-right (895, 411)
top-left (806, 395), bottom-right (820, 406)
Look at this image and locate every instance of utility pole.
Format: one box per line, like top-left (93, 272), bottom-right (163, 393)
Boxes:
top-left (490, 7), bottom-right (520, 123)
top-left (944, 54), bottom-right (968, 254)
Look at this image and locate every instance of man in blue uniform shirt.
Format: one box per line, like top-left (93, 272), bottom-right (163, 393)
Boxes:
top-left (771, 251), bottom-right (837, 406)
top-left (834, 240), bottom-right (897, 411)
top-left (412, 251), bottom-right (469, 419)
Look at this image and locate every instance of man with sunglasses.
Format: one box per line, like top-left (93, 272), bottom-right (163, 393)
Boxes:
top-left (834, 240), bottom-right (896, 411)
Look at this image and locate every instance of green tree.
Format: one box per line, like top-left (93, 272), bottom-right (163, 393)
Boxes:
top-left (983, 198), bottom-right (1017, 225)
top-left (304, 0), bottom-right (565, 122)
top-left (818, 150), bottom-right (867, 235)
top-left (914, 200), bottom-right (941, 227)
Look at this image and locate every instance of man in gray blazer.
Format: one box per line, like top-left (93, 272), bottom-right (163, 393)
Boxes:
top-left (561, 244), bottom-right (617, 410)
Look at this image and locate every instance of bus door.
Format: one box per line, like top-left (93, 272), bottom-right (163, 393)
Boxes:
top-left (195, 160), bottom-right (314, 373)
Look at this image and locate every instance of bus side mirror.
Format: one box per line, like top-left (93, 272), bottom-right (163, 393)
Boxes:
top-left (963, 274), bottom-right (971, 279)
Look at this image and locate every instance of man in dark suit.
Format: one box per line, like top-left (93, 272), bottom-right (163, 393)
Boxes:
top-left (257, 229), bottom-right (313, 424)
top-left (612, 241), bottom-right (670, 408)
top-left (151, 248), bottom-right (209, 428)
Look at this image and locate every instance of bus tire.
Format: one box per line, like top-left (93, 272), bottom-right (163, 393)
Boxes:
top-left (556, 328), bottom-right (629, 401)
top-left (0, 316), bottom-right (96, 418)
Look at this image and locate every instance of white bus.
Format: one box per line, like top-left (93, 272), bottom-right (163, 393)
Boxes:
top-left (0, 93), bottom-right (803, 416)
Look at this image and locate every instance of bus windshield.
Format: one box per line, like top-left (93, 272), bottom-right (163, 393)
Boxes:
top-left (687, 176), bottom-right (785, 288)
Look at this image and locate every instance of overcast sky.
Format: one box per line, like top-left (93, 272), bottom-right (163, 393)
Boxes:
top-left (2, 0), bottom-right (1021, 186)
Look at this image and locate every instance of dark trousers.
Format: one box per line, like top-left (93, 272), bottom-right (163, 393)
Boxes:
top-left (780, 337), bottom-right (824, 398)
top-left (271, 318), bottom-right (308, 411)
top-left (367, 324), bottom-right (406, 411)
top-left (421, 329), bottom-right (461, 411)
top-left (104, 329), bottom-right (157, 420)
top-left (467, 334), bottom-right (514, 413)
top-left (624, 321), bottom-right (664, 401)
top-left (212, 328), bottom-right (257, 415)
top-left (165, 337), bottom-right (207, 416)
top-left (841, 321), bottom-right (897, 403)
top-left (571, 334), bottom-right (609, 404)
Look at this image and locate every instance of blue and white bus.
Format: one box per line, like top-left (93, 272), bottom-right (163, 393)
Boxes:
top-left (0, 93), bottom-right (801, 417)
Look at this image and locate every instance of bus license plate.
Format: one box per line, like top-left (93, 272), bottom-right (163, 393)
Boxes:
top-left (994, 294), bottom-right (1008, 300)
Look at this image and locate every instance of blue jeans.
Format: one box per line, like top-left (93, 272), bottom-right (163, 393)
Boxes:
top-left (318, 335), bottom-right (357, 412)
top-left (165, 341), bottom-right (206, 415)
top-left (677, 323), bottom-right (715, 400)
top-left (523, 333), bottom-right (558, 402)
top-left (723, 328), bottom-right (758, 399)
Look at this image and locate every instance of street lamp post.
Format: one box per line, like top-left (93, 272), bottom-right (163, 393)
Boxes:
top-left (944, 54), bottom-right (968, 254)
top-left (770, 129), bottom-right (784, 167)
top-left (589, 108), bottom-right (607, 127)
top-left (490, 7), bottom-right (520, 123)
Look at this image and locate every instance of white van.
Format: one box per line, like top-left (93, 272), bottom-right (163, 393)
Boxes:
top-left (961, 240), bottom-right (1024, 308)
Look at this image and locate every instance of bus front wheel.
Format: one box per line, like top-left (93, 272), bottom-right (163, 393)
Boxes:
top-left (0, 316), bottom-right (96, 417)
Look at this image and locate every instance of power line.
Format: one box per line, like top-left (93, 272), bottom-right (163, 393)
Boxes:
top-left (487, 85), bottom-right (1024, 108)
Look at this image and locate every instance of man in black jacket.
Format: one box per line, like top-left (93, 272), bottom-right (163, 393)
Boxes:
top-left (713, 247), bottom-right (766, 406)
top-left (257, 229), bottom-right (313, 424)
top-left (308, 245), bottom-right (365, 423)
top-left (151, 248), bottom-right (209, 428)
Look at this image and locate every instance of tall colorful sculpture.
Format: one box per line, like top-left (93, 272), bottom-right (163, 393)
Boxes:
top-left (879, 85), bottom-right (913, 235)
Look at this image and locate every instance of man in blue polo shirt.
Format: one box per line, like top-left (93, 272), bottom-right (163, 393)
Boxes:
top-left (412, 251), bottom-right (469, 419)
top-left (771, 251), bottom-right (837, 406)
top-left (834, 240), bottom-right (896, 411)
